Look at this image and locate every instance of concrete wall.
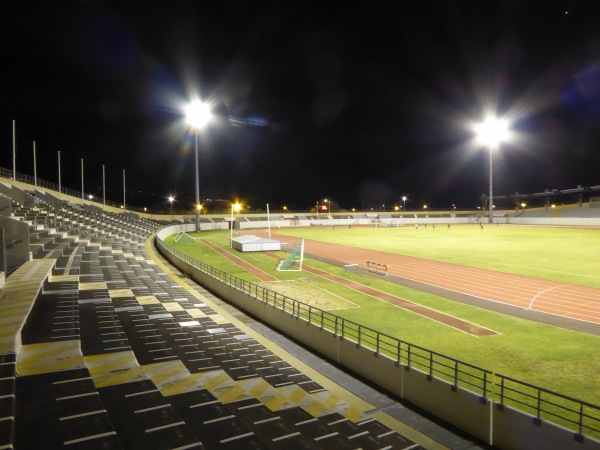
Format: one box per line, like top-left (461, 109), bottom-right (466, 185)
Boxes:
top-left (0, 216), bottom-right (30, 274)
top-left (510, 217), bottom-right (600, 226)
top-left (0, 227), bottom-right (5, 278)
top-left (493, 405), bottom-right (600, 450)
top-left (0, 196), bottom-right (12, 217)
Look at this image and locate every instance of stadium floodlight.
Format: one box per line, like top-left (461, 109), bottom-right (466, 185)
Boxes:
top-left (402, 195), bottom-right (407, 211)
top-left (185, 99), bottom-right (212, 232)
top-left (475, 115), bottom-right (510, 224)
top-left (230, 202), bottom-right (241, 248)
top-left (168, 195), bottom-right (175, 218)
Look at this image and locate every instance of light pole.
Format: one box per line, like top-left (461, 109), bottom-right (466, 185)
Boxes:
top-left (168, 195), bottom-right (175, 219)
top-left (402, 195), bottom-right (407, 211)
top-left (475, 116), bottom-right (509, 223)
top-left (230, 202), bottom-right (241, 248)
top-left (185, 99), bottom-right (212, 232)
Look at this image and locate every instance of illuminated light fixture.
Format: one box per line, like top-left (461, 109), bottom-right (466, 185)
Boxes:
top-left (185, 100), bottom-right (212, 130)
top-left (475, 115), bottom-right (511, 224)
top-left (475, 116), bottom-right (509, 148)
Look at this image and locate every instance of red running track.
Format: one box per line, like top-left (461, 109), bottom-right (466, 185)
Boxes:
top-left (269, 233), bottom-right (600, 326)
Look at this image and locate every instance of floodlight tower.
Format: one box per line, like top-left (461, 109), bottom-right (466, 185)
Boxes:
top-left (185, 99), bottom-right (212, 231)
top-left (475, 116), bottom-right (509, 223)
top-left (168, 195), bottom-right (175, 219)
top-left (230, 202), bottom-right (241, 248)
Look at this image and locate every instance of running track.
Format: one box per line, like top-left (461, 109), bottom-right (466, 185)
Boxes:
top-left (268, 232), bottom-right (600, 326)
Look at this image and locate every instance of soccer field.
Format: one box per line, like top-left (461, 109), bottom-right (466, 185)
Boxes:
top-left (275, 224), bottom-right (600, 288)
top-left (165, 226), bottom-right (600, 408)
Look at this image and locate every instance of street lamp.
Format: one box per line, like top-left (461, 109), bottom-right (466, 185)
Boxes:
top-left (185, 99), bottom-right (212, 232)
top-left (475, 115), bottom-right (509, 224)
top-left (230, 202), bottom-right (241, 248)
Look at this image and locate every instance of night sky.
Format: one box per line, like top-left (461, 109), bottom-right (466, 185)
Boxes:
top-left (2, 1), bottom-right (600, 212)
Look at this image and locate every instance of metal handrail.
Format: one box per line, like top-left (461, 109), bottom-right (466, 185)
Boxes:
top-left (496, 373), bottom-right (600, 438)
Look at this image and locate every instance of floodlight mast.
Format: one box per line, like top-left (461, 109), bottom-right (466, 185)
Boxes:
top-left (476, 116), bottom-right (509, 224)
top-left (168, 195), bottom-right (175, 219)
top-left (185, 100), bottom-right (212, 232)
top-left (230, 202), bottom-right (241, 248)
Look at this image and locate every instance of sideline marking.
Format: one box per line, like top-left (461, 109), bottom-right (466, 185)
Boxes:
top-left (528, 285), bottom-right (568, 310)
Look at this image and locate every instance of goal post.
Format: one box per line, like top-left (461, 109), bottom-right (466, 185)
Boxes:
top-left (276, 239), bottom-right (304, 271)
top-left (174, 232), bottom-right (195, 243)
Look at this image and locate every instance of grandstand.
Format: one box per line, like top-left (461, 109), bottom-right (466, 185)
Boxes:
top-left (0, 181), bottom-right (461, 449)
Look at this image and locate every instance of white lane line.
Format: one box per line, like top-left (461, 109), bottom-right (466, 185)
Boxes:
top-left (528, 285), bottom-right (568, 309)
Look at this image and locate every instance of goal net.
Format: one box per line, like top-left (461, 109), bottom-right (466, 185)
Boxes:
top-left (276, 239), bottom-right (304, 271)
top-left (174, 232), bottom-right (195, 243)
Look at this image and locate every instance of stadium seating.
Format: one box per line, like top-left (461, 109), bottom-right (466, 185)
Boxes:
top-left (1, 198), bottom-right (425, 449)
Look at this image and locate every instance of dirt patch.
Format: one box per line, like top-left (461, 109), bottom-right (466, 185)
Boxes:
top-left (256, 280), bottom-right (359, 311)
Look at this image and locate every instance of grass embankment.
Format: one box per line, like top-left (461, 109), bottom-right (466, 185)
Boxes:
top-left (163, 229), bottom-right (600, 407)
